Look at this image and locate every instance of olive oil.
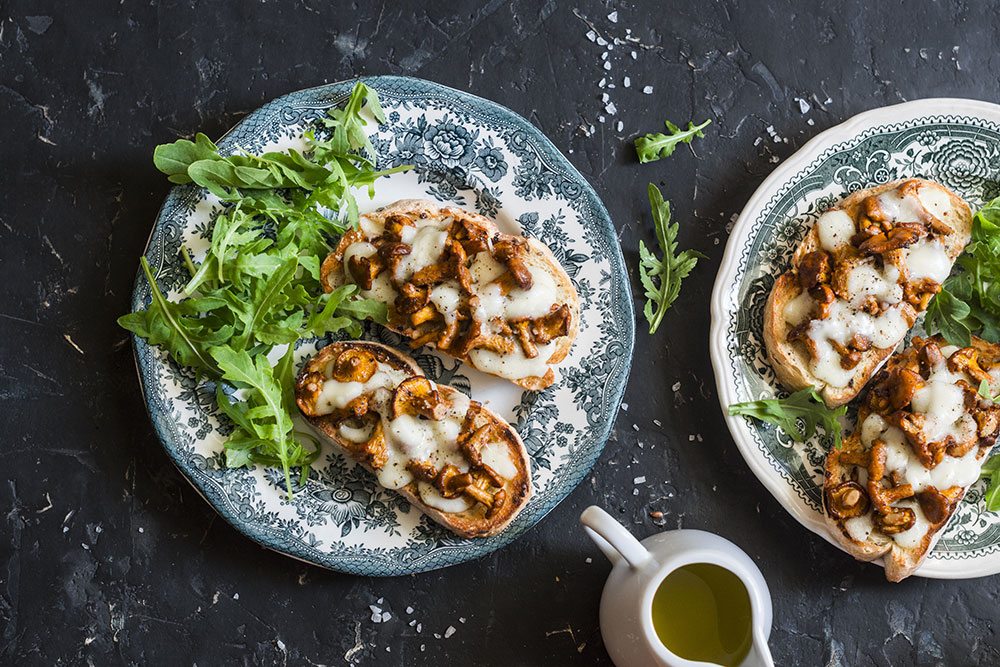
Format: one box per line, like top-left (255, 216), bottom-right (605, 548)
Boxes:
top-left (650, 562), bottom-right (753, 666)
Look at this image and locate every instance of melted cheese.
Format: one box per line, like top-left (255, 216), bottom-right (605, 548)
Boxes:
top-left (807, 300), bottom-right (909, 387)
top-left (906, 240), bottom-right (951, 284)
top-left (338, 421), bottom-right (375, 443)
top-left (502, 265), bottom-right (559, 320)
top-left (890, 500), bottom-right (933, 550)
top-left (417, 482), bottom-right (474, 513)
top-left (393, 221), bottom-right (451, 282)
top-left (481, 442), bottom-right (518, 479)
top-left (429, 281), bottom-right (463, 322)
top-left (876, 190), bottom-right (926, 223)
top-left (844, 513), bottom-right (877, 543)
top-left (313, 364), bottom-right (411, 415)
top-left (782, 291), bottom-right (814, 326)
top-left (470, 251), bottom-right (506, 284)
top-left (846, 260), bottom-right (903, 307)
top-left (469, 341), bottom-right (558, 381)
top-left (817, 210), bottom-right (856, 252)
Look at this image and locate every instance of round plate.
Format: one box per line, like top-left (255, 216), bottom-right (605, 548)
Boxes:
top-left (710, 98), bottom-right (1000, 579)
top-left (131, 75), bottom-right (634, 575)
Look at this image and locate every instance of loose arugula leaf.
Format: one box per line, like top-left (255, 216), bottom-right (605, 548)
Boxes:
top-left (638, 183), bottom-right (706, 334)
top-left (925, 196), bottom-right (1000, 345)
top-left (634, 119), bottom-right (711, 164)
top-left (729, 387), bottom-right (847, 449)
top-left (979, 455), bottom-right (1000, 511)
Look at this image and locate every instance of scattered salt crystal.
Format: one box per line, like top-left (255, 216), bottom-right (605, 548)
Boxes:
top-left (459, 617), bottom-right (466, 624)
top-left (634, 476), bottom-right (646, 484)
top-left (138, 527), bottom-right (144, 533)
top-left (608, 11), bottom-right (618, 22)
top-left (421, 645), bottom-right (426, 652)
top-left (586, 30), bottom-right (596, 42)
top-left (688, 435), bottom-right (695, 441)
top-left (409, 620), bottom-right (416, 627)
top-left (596, 36), bottom-right (608, 47)
top-left (642, 85), bottom-right (653, 94)
top-left (434, 633), bottom-right (442, 639)
top-left (795, 97), bottom-right (811, 114)
top-left (599, 77), bottom-right (606, 88)
top-left (377, 597), bottom-right (384, 604)
top-left (623, 76), bottom-right (631, 88)
top-left (233, 593), bottom-right (239, 600)
top-left (672, 381), bottom-right (681, 392)
top-left (753, 137), bottom-right (762, 146)
top-left (601, 92), bottom-right (610, 102)
top-left (697, 434), bottom-right (703, 442)
top-left (653, 419), bottom-right (662, 427)
top-left (82, 543), bottom-right (89, 550)
top-left (621, 402), bottom-right (629, 411)
top-left (416, 623), bottom-right (422, 633)
top-left (633, 488), bottom-right (639, 496)
top-left (616, 121), bottom-right (623, 132)
top-left (406, 606), bottom-right (414, 614)
top-left (605, 102), bottom-right (617, 114)
top-left (444, 626), bottom-right (456, 639)
top-left (607, 83), bottom-right (615, 89)
top-left (807, 119), bottom-right (815, 126)
top-left (382, 612), bottom-right (392, 622)
top-left (586, 557), bottom-right (592, 564)
top-left (386, 647), bottom-right (391, 652)
top-left (631, 50), bottom-right (638, 59)
top-left (603, 61), bottom-right (612, 71)
top-left (598, 115), bottom-right (606, 123)
top-left (632, 424), bottom-right (639, 431)
top-left (601, 51), bottom-right (609, 61)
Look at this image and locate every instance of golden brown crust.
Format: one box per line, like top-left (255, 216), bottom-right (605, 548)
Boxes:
top-left (823, 336), bottom-right (1000, 581)
top-left (764, 179), bottom-right (972, 407)
top-left (296, 341), bottom-right (533, 538)
top-left (321, 199), bottom-right (579, 390)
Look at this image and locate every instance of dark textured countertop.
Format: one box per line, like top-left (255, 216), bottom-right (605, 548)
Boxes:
top-left (3, 1), bottom-right (1000, 664)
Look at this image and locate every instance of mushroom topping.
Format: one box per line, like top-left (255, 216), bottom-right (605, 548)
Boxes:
top-left (886, 410), bottom-right (943, 468)
top-left (797, 251), bottom-right (831, 290)
top-left (826, 481), bottom-right (871, 519)
top-left (390, 376), bottom-right (446, 420)
top-left (395, 282), bottom-right (429, 315)
top-left (903, 278), bottom-right (941, 311)
top-left (887, 367), bottom-right (925, 411)
top-left (360, 421), bottom-right (388, 470)
top-left (857, 222), bottom-right (927, 255)
top-left (330, 348), bottom-right (379, 384)
top-left (513, 321), bottom-right (538, 358)
top-left (378, 241), bottom-right (412, 281)
top-left (347, 254), bottom-right (380, 291)
top-left (947, 347), bottom-right (992, 385)
top-left (916, 488), bottom-right (958, 524)
top-left (917, 339), bottom-right (945, 376)
top-left (530, 304), bottom-right (572, 344)
top-left (492, 237), bottom-right (533, 289)
top-left (867, 440), bottom-right (915, 513)
top-left (409, 304), bottom-right (438, 327)
top-left (975, 410), bottom-right (1000, 445)
top-left (875, 506), bottom-right (916, 534)
top-left (808, 284), bottom-right (836, 318)
top-left (295, 370), bottom-right (326, 416)
top-left (383, 213), bottom-right (414, 238)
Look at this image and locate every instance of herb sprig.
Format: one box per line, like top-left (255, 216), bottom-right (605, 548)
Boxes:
top-left (925, 196), bottom-right (1000, 346)
top-left (638, 184), bottom-right (705, 334)
top-left (980, 456), bottom-right (1000, 511)
top-left (728, 387), bottom-right (846, 449)
top-left (634, 119), bottom-right (711, 164)
top-left (120, 82), bottom-right (400, 496)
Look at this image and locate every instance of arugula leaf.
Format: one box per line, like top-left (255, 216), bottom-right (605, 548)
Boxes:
top-left (978, 455), bottom-right (1000, 511)
top-left (925, 196), bottom-right (1000, 345)
top-left (638, 183), bottom-right (706, 334)
top-left (123, 81), bottom-right (402, 496)
top-left (634, 119), bottom-right (711, 164)
top-left (728, 387), bottom-right (847, 449)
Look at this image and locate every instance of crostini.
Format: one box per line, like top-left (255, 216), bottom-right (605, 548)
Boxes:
top-left (295, 341), bottom-right (533, 538)
top-left (321, 199), bottom-right (579, 391)
top-left (764, 179), bottom-right (972, 407)
top-left (823, 336), bottom-right (1000, 581)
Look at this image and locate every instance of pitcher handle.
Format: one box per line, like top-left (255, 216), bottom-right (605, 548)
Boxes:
top-left (580, 505), bottom-right (652, 569)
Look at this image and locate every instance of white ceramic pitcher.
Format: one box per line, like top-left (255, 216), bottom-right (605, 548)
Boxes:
top-left (580, 506), bottom-right (774, 667)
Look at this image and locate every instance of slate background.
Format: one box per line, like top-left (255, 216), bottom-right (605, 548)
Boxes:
top-left (3, 0), bottom-right (999, 664)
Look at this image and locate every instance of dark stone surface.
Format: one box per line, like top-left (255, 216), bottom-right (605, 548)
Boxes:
top-left (2, 0), bottom-right (999, 664)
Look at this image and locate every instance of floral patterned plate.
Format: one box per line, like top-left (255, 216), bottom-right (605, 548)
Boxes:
top-left (710, 98), bottom-right (1000, 579)
top-left (130, 76), bottom-right (633, 576)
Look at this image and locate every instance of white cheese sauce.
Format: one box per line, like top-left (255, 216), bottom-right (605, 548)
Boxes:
top-left (876, 190), bottom-right (925, 223)
top-left (905, 239), bottom-right (951, 284)
top-left (393, 221), bottom-right (451, 282)
top-left (782, 290), bottom-right (814, 326)
top-left (817, 210), bottom-right (856, 252)
top-left (846, 260), bottom-right (903, 307)
top-left (502, 265), bottom-right (559, 320)
top-left (417, 482), bottom-right (474, 513)
top-left (844, 512), bottom-right (876, 543)
top-left (429, 281), bottom-right (463, 322)
top-left (469, 341), bottom-right (558, 381)
top-left (480, 442), bottom-right (518, 479)
top-left (313, 364), bottom-right (411, 415)
top-left (807, 300), bottom-right (908, 387)
top-left (890, 500), bottom-right (933, 550)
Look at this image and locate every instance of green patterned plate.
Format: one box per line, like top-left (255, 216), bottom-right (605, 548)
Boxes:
top-left (131, 76), bottom-right (633, 575)
top-left (710, 98), bottom-right (1000, 579)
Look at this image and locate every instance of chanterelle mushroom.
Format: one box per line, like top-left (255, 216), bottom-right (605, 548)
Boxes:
top-left (390, 376), bottom-right (446, 420)
top-left (826, 481), bottom-right (870, 520)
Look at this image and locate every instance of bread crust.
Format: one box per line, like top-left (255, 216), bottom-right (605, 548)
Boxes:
top-left (321, 199), bottom-right (579, 391)
top-left (822, 336), bottom-right (1000, 581)
top-left (297, 341), bottom-right (533, 538)
top-left (764, 179), bottom-right (972, 407)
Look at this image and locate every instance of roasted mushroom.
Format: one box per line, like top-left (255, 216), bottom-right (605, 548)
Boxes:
top-left (390, 376), bottom-right (445, 420)
top-left (947, 347), bottom-right (992, 384)
top-left (395, 282), bottom-right (429, 315)
top-left (826, 481), bottom-right (871, 519)
top-left (347, 254), bottom-right (380, 291)
top-left (492, 237), bottom-right (533, 289)
top-left (330, 348), bottom-right (379, 384)
top-left (875, 506), bottom-right (916, 534)
top-left (797, 251), bottom-right (832, 290)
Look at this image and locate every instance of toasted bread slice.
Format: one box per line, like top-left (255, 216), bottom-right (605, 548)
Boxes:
top-left (823, 336), bottom-right (1000, 581)
top-left (295, 341), bottom-right (532, 538)
top-left (764, 179), bottom-right (972, 407)
top-left (321, 199), bottom-right (579, 391)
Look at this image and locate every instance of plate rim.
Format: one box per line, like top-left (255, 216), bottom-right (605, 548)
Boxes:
top-left (129, 74), bottom-right (635, 576)
top-left (709, 97), bottom-right (1000, 580)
